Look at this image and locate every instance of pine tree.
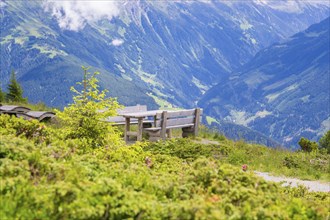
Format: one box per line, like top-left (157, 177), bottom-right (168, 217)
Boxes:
top-left (6, 70), bottom-right (27, 103)
top-left (0, 87), bottom-right (5, 102)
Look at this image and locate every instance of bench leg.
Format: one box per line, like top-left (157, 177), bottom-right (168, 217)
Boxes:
top-left (166, 129), bottom-right (172, 138)
top-left (137, 118), bottom-right (143, 141)
top-left (124, 118), bottom-right (131, 142)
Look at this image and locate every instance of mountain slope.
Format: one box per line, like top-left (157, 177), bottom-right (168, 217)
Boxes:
top-left (199, 17), bottom-right (330, 148)
top-left (1, 0), bottom-right (329, 108)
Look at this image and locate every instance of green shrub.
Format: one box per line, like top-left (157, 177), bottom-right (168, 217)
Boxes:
top-left (1, 134), bottom-right (329, 219)
top-left (298, 137), bottom-right (318, 153)
top-left (55, 67), bottom-right (123, 149)
top-left (319, 130), bottom-right (330, 153)
top-left (0, 87), bottom-right (5, 102)
top-left (0, 114), bottom-right (50, 144)
top-left (283, 155), bottom-right (301, 169)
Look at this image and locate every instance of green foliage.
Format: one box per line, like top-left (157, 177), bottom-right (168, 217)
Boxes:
top-left (1, 135), bottom-right (329, 219)
top-left (0, 86), bottom-right (5, 102)
top-left (0, 73), bottom-right (329, 218)
top-left (0, 114), bottom-right (50, 144)
top-left (298, 137), bottom-right (318, 153)
top-left (283, 155), bottom-right (301, 169)
top-left (55, 66), bottom-right (123, 148)
top-left (199, 125), bottom-right (226, 141)
top-left (5, 70), bottom-right (27, 103)
top-left (147, 137), bottom-right (330, 181)
top-left (319, 130), bottom-right (330, 153)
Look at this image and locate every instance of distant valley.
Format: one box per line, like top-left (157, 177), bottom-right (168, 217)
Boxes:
top-left (200, 17), bottom-right (330, 148)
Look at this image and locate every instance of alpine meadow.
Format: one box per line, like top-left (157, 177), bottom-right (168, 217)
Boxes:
top-left (1, 1), bottom-right (329, 219)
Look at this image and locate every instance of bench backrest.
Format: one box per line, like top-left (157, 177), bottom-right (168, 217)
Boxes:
top-left (154, 109), bottom-right (201, 127)
top-left (154, 108), bottom-right (202, 139)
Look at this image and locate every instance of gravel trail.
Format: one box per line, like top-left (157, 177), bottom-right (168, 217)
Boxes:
top-left (255, 171), bottom-right (330, 192)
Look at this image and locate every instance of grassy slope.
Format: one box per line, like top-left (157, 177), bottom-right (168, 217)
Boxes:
top-left (0, 113), bottom-right (329, 219)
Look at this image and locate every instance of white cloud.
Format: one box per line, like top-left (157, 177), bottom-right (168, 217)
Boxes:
top-left (111, 39), bottom-right (124, 46)
top-left (253, 0), bottom-right (330, 13)
top-left (43, 1), bottom-right (121, 31)
top-left (0, 0), bottom-right (7, 8)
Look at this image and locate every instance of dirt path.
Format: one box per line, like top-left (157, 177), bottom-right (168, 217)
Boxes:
top-left (254, 171), bottom-right (330, 192)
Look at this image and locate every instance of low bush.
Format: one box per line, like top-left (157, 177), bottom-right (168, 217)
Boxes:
top-left (0, 114), bottom-right (50, 144)
top-left (1, 135), bottom-right (329, 219)
top-left (299, 137), bottom-right (318, 153)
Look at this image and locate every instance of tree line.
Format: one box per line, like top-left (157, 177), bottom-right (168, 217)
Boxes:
top-left (0, 70), bottom-right (27, 103)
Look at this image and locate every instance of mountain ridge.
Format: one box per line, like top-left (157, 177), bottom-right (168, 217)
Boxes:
top-left (1, 0), bottom-right (329, 109)
top-left (199, 17), bottom-right (330, 148)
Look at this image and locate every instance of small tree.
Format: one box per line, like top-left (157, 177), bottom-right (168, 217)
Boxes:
top-left (319, 130), bottom-right (330, 154)
top-left (0, 87), bottom-right (5, 102)
top-left (298, 137), bottom-right (318, 153)
top-left (56, 66), bottom-right (123, 149)
top-left (6, 70), bottom-right (27, 103)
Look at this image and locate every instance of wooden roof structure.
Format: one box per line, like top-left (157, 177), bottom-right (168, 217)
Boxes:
top-left (0, 105), bottom-right (31, 113)
top-left (0, 104), bottom-right (55, 122)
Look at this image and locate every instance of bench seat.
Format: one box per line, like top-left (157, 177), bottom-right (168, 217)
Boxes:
top-left (144, 123), bottom-right (194, 131)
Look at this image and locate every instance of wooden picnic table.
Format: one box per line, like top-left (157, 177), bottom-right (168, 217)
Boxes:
top-left (120, 110), bottom-right (163, 142)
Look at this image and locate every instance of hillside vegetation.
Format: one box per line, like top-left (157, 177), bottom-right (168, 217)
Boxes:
top-left (1, 114), bottom-right (330, 219)
top-left (1, 70), bottom-right (329, 219)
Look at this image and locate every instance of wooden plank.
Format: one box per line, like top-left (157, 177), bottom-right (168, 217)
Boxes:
top-left (120, 110), bottom-right (162, 118)
top-left (124, 118), bottom-right (130, 142)
top-left (117, 105), bottom-right (147, 114)
top-left (144, 123), bottom-right (195, 131)
top-left (166, 117), bottom-right (195, 127)
top-left (137, 118), bottom-right (143, 141)
top-left (166, 109), bottom-right (196, 118)
top-left (105, 116), bottom-right (138, 123)
top-left (161, 111), bottom-right (168, 140)
top-left (194, 108), bottom-right (201, 136)
top-left (144, 127), bottom-right (161, 131)
top-left (166, 124), bottom-right (194, 129)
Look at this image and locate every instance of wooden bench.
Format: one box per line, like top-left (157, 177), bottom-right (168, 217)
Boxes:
top-left (104, 105), bottom-right (153, 126)
top-left (144, 108), bottom-right (202, 141)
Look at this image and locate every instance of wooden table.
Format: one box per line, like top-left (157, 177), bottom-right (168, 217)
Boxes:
top-left (120, 110), bottom-right (163, 142)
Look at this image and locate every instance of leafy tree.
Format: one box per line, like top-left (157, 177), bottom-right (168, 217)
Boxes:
top-left (6, 70), bottom-right (27, 103)
top-left (56, 66), bottom-right (123, 149)
top-left (319, 130), bottom-right (330, 154)
top-left (298, 137), bottom-right (318, 152)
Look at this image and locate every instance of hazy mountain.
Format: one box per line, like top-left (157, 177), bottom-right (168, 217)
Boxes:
top-left (199, 17), bottom-right (330, 148)
top-left (1, 0), bottom-right (329, 109)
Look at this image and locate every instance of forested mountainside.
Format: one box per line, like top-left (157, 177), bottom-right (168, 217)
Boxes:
top-left (199, 17), bottom-right (330, 148)
top-left (1, 0), bottom-right (329, 108)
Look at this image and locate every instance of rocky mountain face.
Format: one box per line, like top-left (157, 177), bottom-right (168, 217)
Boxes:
top-left (1, 0), bottom-right (329, 109)
top-left (1, 0), bottom-right (329, 148)
top-left (199, 17), bottom-right (330, 148)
